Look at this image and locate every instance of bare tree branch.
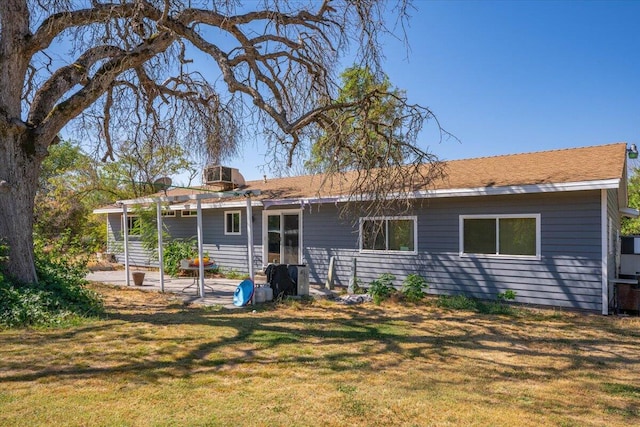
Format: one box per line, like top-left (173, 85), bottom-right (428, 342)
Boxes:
top-left (1, 0), bottom-right (448, 283)
top-left (38, 30), bottom-right (174, 146)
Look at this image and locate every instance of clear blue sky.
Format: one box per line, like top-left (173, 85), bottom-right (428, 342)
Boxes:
top-left (224, 0), bottom-right (640, 182)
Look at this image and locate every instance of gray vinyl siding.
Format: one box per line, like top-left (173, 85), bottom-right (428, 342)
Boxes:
top-left (302, 190), bottom-right (606, 311)
top-left (104, 189), bottom-right (612, 311)
top-left (106, 213), bottom-right (154, 267)
top-left (106, 207), bottom-right (264, 274)
top-left (302, 205), bottom-right (358, 286)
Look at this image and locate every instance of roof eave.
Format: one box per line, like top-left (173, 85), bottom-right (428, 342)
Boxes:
top-left (93, 179), bottom-right (621, 214)
top-left (261, 178), bottom-right (623, 207)
top-left (412, 178), bottom-right (621, 199)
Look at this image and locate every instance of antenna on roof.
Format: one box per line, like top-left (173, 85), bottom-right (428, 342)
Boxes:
top-left (153, 177), bottom-right (173, 196)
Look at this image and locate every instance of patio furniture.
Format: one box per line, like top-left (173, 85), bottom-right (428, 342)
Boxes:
top-left (180, 259), bottom-right (218, 296)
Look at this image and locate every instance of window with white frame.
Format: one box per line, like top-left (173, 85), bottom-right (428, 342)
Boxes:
top-left (360, 216), bottom-right (417, 253)
top-left (225, 211), bottom-right (241, 235)
top-left (161, 210), bottom-right (176, 217)
top-left (460, 214), bottom-right (540, 258)
top-left (181, 210), bottom-right (198, 217)
top-left (122, 215), bottom-right (141, 236)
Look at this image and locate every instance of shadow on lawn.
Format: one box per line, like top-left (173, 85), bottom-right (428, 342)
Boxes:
top-left (2, 299), bottom-right (640, 390)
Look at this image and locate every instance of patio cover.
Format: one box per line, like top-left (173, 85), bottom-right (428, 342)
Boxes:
top-left (115, 189), bottom-right (261, 297)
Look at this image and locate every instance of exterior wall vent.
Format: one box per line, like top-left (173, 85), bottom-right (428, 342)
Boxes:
top-left (203, 165), bottom-right (246, 191)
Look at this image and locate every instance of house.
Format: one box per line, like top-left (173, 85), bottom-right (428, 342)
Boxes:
top-left (94, 142), bottom-right (637, 314)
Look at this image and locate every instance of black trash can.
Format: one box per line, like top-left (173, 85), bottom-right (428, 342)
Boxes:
top-left (265, 264), bottom-right (297, 299)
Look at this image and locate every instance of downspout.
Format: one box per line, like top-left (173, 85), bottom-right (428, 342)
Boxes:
top-left (601, 189), bottom-right (609, 315)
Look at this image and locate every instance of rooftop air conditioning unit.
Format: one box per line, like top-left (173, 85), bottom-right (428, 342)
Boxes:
top-left (203, 165), bottom-right (246, 191)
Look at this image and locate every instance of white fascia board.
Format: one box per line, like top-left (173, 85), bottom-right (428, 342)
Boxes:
top-left (94, 199), bottom-right (261, 213)
top-left (115, 189), bottom-right (261, 206)
top-left (93, 190), bottom-right (262, 213)
top-left (170, 200), bottom-right (261, 210)
top-left (261, 197), bottom-right (341, 209)
top-left (96, 179), bottom-right (619, 212)
top-left (410, 179), bottom-right (621, 199)
top-left (270, 179), bottom-right (623, 206)
top-left (93, 207), bottom-right (121, 214)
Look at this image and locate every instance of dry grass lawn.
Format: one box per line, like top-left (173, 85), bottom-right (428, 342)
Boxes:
top-left (1, 283), bottom-right (640, 426)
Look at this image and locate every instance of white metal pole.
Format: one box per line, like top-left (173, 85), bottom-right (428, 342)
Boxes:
top-left (246, 195), bottom-right (255, 283)
top-left (196, 199), bottom-right (205, 297)
top-left (122, 204), bottom-right (130, 286)
top-left (156, 201), bottom-right (165, 293)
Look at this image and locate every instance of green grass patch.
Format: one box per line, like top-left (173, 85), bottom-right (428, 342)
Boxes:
top-left (1, 283), bottom-right (640, 426)
top-left (436, 294), bottom-right (518, 315)
top-left (603, 382), bottom-right (640, 399)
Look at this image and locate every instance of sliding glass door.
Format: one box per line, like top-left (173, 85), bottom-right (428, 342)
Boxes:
top-left (265, 210), bottom-right (301, 265)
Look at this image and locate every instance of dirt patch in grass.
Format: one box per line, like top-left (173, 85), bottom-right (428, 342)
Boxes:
top-left (1, 283), bottom-right (640, 426)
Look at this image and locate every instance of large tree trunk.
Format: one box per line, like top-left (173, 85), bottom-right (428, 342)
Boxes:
top-left (0, 129), bottom-right (42, 284)
top-left (0, 0), bottom-right (41, 283)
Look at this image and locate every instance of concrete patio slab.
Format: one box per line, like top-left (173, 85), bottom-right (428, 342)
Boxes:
top-left (86, 269), bottom-right (335, 308)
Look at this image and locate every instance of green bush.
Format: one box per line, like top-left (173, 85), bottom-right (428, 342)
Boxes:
top-left (163, 238), bottom-right (197, 276)
top-left (401, 274), bottom-right (427, 302)
top-left (368, 273), bottom-right (395, 305)
top-left (0, 244), bottom-right (104, 328)
top-left (497, 289), bottom-right (517, 301)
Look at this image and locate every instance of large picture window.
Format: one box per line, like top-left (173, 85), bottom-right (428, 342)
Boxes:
top-left (460, 214), bottom-right (540, 258)
top-left (225, 211), bottom-right (241, 235)
top-left (360, 216), bottom-right (417, 253)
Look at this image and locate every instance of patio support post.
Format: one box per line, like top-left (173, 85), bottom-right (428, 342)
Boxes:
top-left (196, 199), bottom-right (205, 297)
top-left (122, 204), bottom-right (130, 286)
top-left (246, 194), bottom-right (254, 281)
top-left (112, 190), bottom-right (261, 297)
top-left (156, 201), bottom-right (165, 293)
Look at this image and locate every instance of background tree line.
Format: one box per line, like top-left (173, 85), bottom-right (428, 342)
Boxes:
top-left (34, 138), bottom-right (196, 256)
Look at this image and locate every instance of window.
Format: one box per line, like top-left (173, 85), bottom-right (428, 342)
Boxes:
top-left (460, 214), bottom-right (540, 258)
top-left (181, 210), bottom-right (198, 217)
top-left (122, 215), bottom-right (141, 236)
top-left (225, 211), bottom-right (241, 235)
top-left (161, 210), bottom-right (176, 217)
top-left (360, 216), bottom-right (417, 253)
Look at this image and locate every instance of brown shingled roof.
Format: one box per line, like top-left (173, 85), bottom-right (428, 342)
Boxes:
top-left (241, 142), bottom-right (628, 199)
top-left (97, 143), bottom-right (628, 209)
top-left (437, 142), bottom-right (627, 190)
